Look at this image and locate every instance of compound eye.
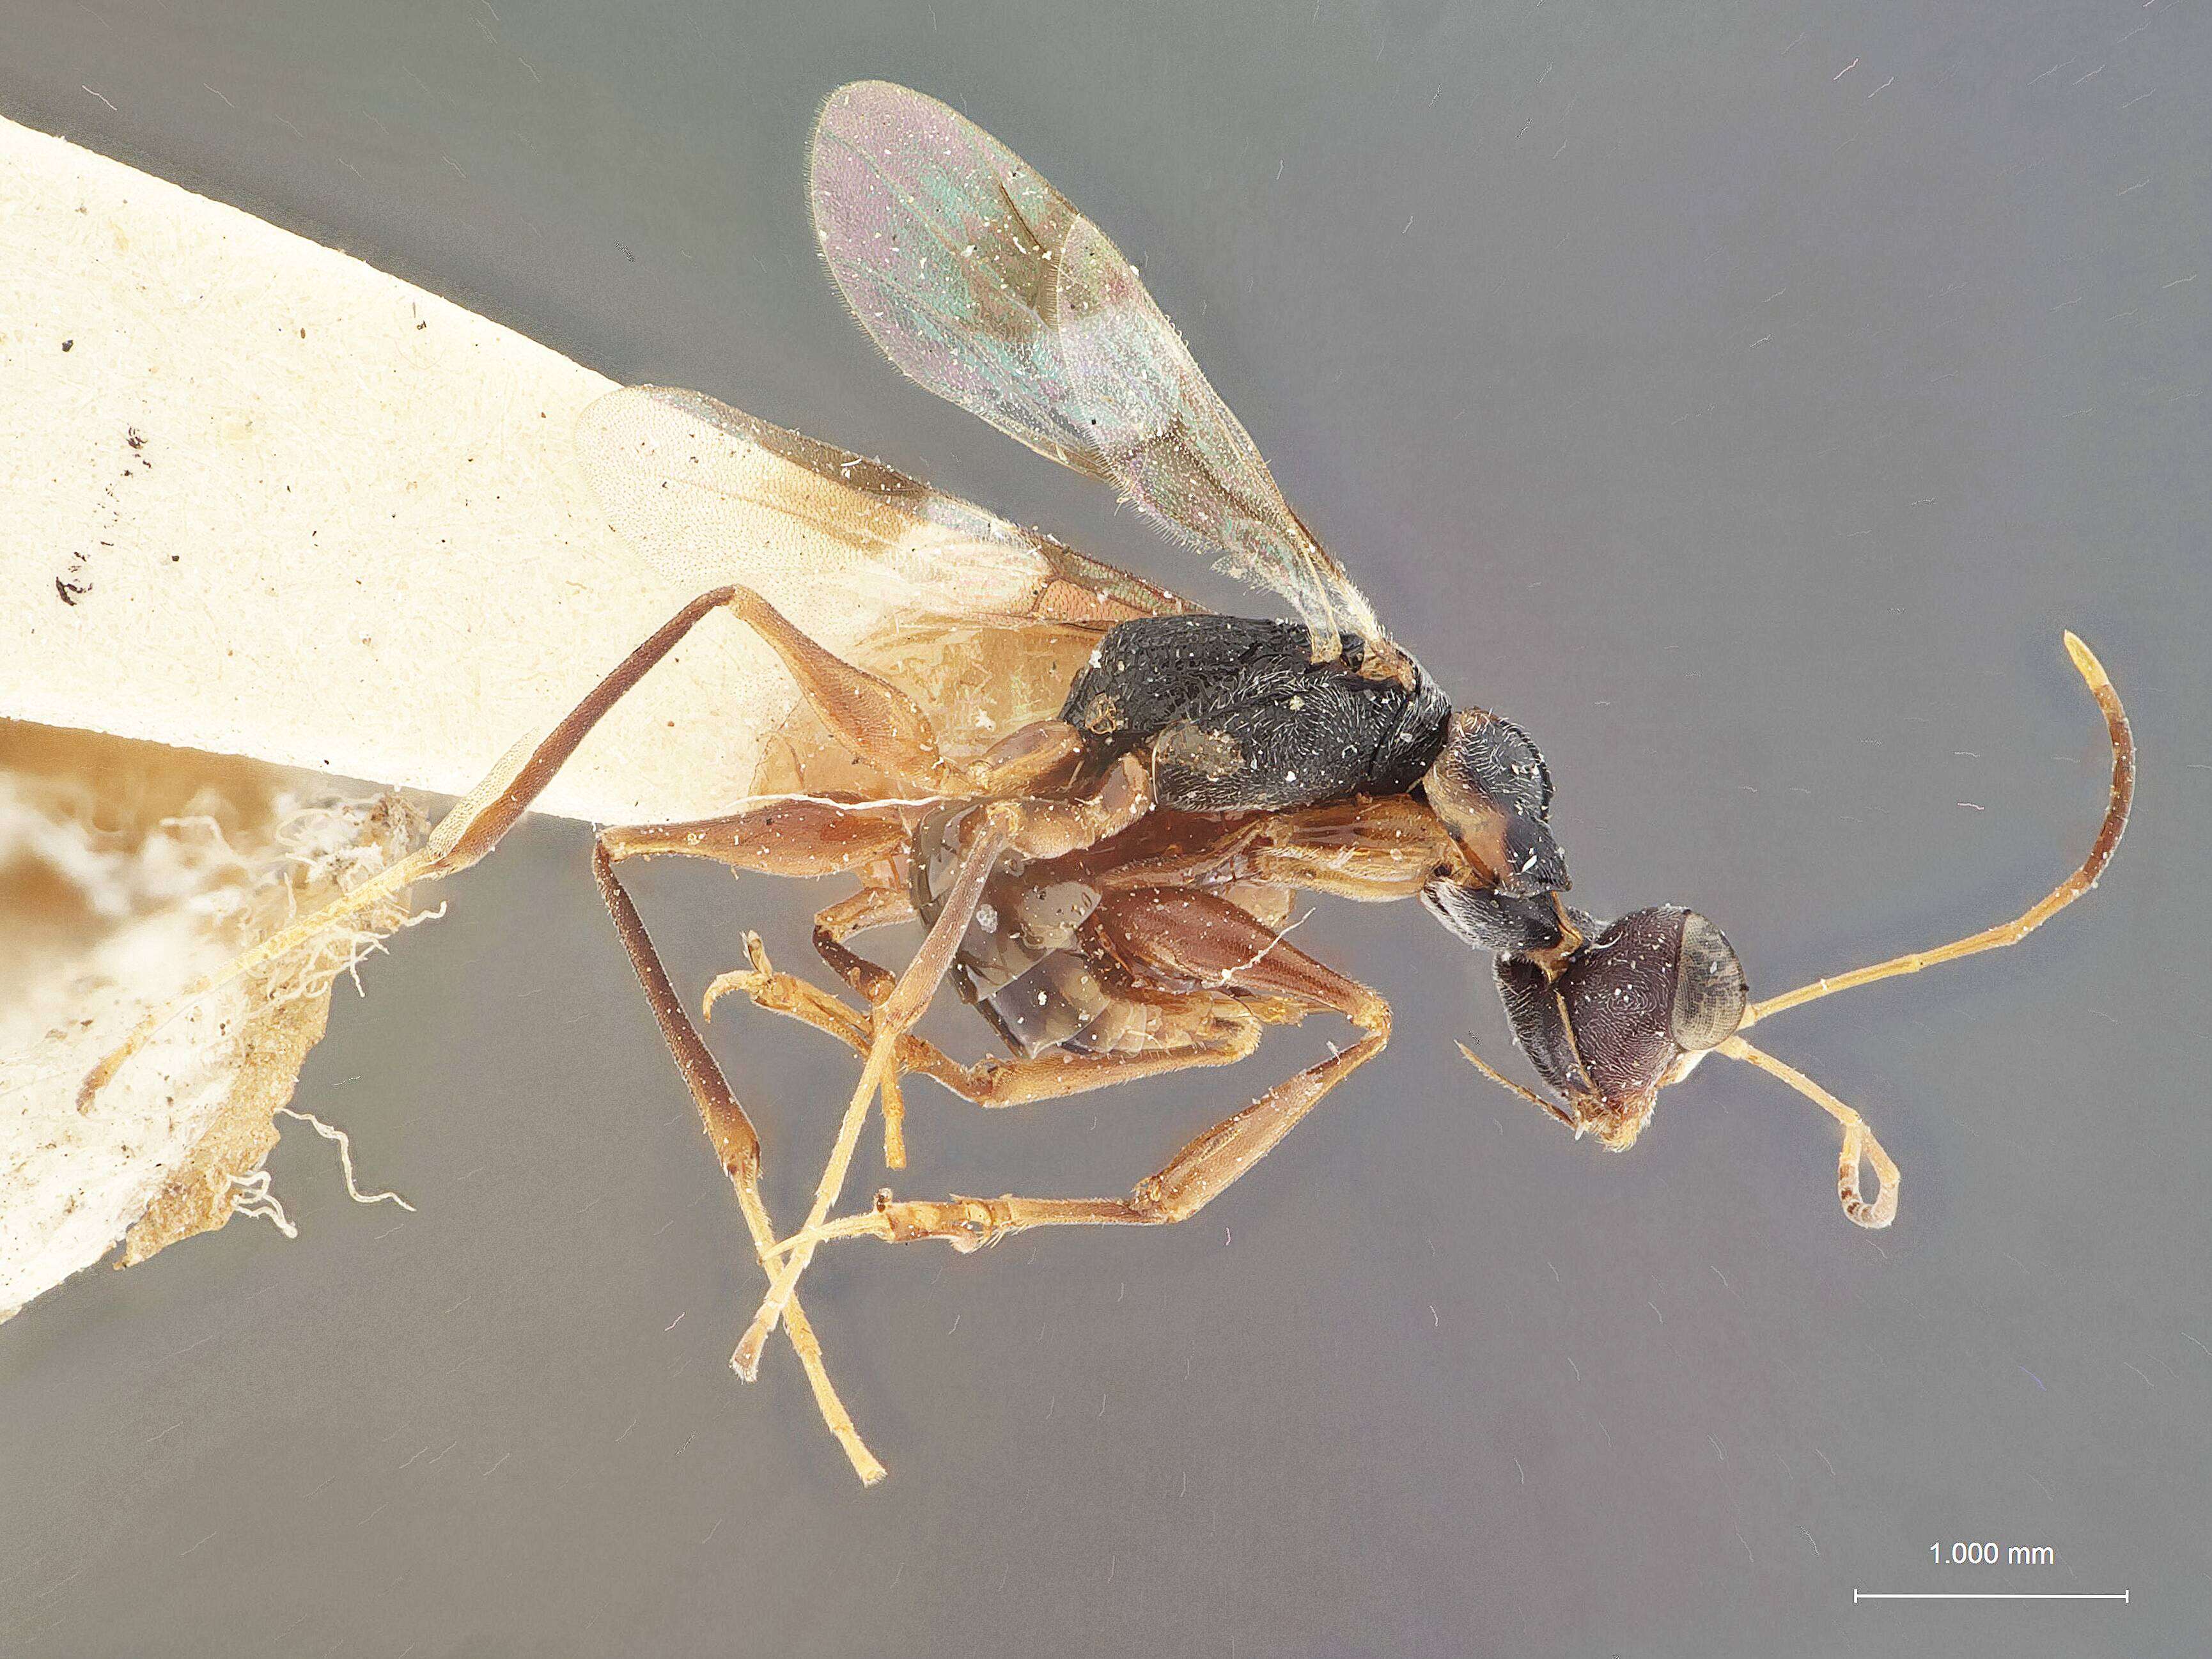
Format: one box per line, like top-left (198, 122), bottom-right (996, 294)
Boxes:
top-left (1669, 910), bottom-right (1748, 1052)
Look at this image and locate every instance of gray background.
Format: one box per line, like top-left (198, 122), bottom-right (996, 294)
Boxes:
top-left (3, 1), bottom-right (2206, 1654)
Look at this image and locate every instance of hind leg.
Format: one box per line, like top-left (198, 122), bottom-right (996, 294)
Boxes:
top-left (591, 797), bottom-right (915, 1484)
top-left (73, 581), bottom-right (992, 1107)
top-left (720, 586), bottom-right (1091, 798)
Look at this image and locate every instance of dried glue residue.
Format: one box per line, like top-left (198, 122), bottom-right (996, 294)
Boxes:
top-left (0, 719), bottom-right (426, 1318)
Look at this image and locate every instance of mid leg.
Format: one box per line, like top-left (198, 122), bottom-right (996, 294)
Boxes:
top-left (711, 930), bottom-right (1264, 1108)
top-left (701, 884), bottom-right (945, 1170)
top-left (730, 738), bottom-right (1172, 1352)
top-left (591, 797), bottom-right (917, 1484)
top-left (731, 804), bottom-right (1018, 1373)
top-left (811, 884), bottom-right (914, 1006)
top-left (791, 1022), bottom-right (1385, 1252)
top-left (766, 887), bottom-right (1391, 1256)
top-left (801, 884), bottom-right (913, 1167)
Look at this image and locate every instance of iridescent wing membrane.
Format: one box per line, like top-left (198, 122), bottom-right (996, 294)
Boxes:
top-left (810, 79), bottom-right (1382, 659)
top-left (575, 384), bottom-right (1182, 792)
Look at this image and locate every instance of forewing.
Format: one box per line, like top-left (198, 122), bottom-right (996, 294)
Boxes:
top-left (575, 384), bottom-right (1185, 790)
top-left (809, 80), bottom-right (1382, 655)
top-left (575, 384), bottom-right (1180, 637)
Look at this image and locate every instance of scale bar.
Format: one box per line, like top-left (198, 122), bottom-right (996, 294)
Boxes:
top-left (1855, 1591), bottom-right (2128, 1603)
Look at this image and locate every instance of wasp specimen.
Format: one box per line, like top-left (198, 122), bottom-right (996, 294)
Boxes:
top-left (82, 82), bottom-right (2135, 1483)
